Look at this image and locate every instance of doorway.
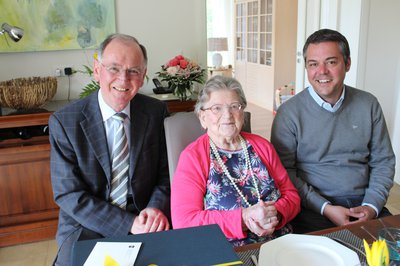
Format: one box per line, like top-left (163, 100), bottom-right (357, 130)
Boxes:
top-left (206, 0), bottom-right (298, 111)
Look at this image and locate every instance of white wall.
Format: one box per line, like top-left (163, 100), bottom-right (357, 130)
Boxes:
top-left (337, 0), bottom-right (362, 87)
top-left (393, 59), bottom-right (400, 184)
top-left (360, 0), bottom-right (400, 183)
top-left (0, 0), bottom-right (207, 100)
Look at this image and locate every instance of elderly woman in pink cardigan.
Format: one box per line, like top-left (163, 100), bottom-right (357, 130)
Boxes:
top-left (171, 76), bottom-right (300, 246)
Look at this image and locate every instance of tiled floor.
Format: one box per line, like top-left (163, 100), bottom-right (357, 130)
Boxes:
top-left (0, 239), bottom-right (57, 266)
top-left (1, 103), bottom-right (398, 266)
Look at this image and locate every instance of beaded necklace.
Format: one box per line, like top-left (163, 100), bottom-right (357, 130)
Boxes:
top-left (209, 135), bottom-right (261, 207)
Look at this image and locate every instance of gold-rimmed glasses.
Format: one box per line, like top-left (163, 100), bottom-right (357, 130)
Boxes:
top-left (201, 102), bottom-right (243, 115)
top-left (99, 61), bottom-right (144, 79)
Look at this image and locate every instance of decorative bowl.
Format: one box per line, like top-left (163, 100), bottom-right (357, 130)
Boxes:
top-left (0, 76), bottom-right (57, 110)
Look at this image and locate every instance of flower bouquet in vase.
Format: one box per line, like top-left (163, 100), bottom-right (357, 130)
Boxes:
top-left (156, 55), bottom-right (206, 101)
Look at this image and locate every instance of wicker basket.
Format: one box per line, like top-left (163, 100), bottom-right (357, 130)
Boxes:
top-left (0, 76), bottom-right (57, 110)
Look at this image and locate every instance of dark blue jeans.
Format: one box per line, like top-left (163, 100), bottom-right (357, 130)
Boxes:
top-left (291, 195), bottom-right (392, 233)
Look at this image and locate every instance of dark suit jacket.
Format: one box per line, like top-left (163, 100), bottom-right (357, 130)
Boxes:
top-left (49, 91), bottom-right (170, 265)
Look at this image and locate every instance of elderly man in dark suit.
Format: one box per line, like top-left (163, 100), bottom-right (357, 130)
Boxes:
top-left (49, 33), bottom-right (170, 265)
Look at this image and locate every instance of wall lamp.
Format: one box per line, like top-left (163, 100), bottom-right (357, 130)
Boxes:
top-left (1, 23), bottom-right (24, 42)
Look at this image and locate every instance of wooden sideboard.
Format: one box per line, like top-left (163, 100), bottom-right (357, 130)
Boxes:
top-left (149, 93), bottom-right (196, 113)
top-left (0, 97), bottom-right (194, 247)
top-left (208, 67), bottom-right (233, 78)
top-left (0, 111), bottom-right (58, 248)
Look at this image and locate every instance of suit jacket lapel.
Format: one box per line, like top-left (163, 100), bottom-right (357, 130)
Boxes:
top-left (129, 97), bottom-right (149, 178)
top-left (81, 92), bottom-right (112, 181)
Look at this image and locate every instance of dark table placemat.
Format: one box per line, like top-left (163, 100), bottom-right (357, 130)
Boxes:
top-left (323, 229), bottom-right (367, 263)
top-left (236, 229), bottom-right (366, 265)
top-left (236, 248), bottom-right (259, 266)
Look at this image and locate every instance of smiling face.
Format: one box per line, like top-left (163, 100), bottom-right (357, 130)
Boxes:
top-left (93, 38), bottom-right (147, 112)
top-left (199, 89), bottom-right (244, 148)
top-left (305, 41), bottom-right (351, 105)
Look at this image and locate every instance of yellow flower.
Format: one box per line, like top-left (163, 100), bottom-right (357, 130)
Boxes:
top-left (363, 239), bottom-right (390, 266)
top-left (104, 254), bottom-right (120, 266)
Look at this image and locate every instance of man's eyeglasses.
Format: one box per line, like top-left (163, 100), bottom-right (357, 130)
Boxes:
top-left (99, 61), bottom-right (143, 78)
top-left (201, 102), bottom-right (243, 115)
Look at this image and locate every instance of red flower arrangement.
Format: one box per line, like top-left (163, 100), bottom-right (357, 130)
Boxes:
top-left (156, 55), bottom-right (206, 100)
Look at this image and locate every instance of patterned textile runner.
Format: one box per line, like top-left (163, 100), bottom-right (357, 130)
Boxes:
top-left (236, 229), bottom-right (366, 266)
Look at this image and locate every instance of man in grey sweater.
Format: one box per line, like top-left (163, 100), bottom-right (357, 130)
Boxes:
top-left (271, 29), bottom-right (395, 233)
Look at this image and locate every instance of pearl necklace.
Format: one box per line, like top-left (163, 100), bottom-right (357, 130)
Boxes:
top-left (209, 135), bottom-right (261, 207)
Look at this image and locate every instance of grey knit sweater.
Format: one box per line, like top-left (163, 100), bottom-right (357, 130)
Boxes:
top-left (271, 86), bottom-right (395, 214)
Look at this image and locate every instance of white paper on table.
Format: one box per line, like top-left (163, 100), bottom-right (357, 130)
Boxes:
top-left (83, 242), bottom-right (142, 266)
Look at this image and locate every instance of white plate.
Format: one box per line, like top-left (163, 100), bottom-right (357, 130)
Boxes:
top-left (258, 234), bottom-right (360, 266)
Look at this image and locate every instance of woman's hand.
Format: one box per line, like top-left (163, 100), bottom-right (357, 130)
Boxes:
top-left (242, 201), bottom-right (279, 236)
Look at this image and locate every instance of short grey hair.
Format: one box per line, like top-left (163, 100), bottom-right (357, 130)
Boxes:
top-left (97, 33), bottom-right (148, 67)
top-left (194, 75), bottom-right (247, 115)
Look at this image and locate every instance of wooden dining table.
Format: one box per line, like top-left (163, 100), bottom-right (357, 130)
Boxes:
top-left (308, 214), bottom-right (400, 240)
top-left (234, 214), bottom-right (400, 265)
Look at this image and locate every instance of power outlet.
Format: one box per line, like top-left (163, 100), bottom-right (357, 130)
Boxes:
top-left (55, 68), bottom-right (62, 77)
top-left (55, 66), bottom-right (73, 77)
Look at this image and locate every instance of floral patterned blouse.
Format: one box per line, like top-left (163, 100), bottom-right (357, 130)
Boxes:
top-left (204, 139), bottom-right (292, 246)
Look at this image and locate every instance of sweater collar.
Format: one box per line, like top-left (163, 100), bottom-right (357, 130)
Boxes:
top-left (307, 85), bottom-right (345, 112)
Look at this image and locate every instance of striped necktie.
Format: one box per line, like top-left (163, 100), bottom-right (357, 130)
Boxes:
top-left (110, 112), bottom-right (129, 209)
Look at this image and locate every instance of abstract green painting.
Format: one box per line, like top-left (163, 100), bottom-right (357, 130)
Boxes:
top-left (0, 0), bottom-right (116, 53)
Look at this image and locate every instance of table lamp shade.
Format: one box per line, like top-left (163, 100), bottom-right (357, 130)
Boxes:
top-left (207, 37), bottom-right (228, 52)
top-left (208, 38), bottom-right (228, 68)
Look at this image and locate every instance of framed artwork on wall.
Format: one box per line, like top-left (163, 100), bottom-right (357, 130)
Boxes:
top-left (0, 0), bottom-right (116, 53)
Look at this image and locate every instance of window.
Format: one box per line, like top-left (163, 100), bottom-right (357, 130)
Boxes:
top-left (235, 0), bottom-right (272, 66)
top-left (236, 2), bottom-right (246, 61)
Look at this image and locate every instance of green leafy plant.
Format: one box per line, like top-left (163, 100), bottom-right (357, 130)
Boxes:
top-left (73, 64), bottom-right (100, 99)
top-left (79, 79), bottom-right (100, 98)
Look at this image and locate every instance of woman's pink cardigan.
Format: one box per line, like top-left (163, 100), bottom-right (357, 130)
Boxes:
top-left (171, 132), bottom-right (300, 239)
